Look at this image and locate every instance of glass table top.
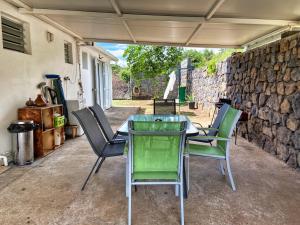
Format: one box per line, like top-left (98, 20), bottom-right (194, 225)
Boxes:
top-left (117, 114), bottom-right (199, 136)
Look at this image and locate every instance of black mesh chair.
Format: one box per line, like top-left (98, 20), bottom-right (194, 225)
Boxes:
top-left (153, 99), bottom-right (176, 115)
top-left (73, 108), bottom-right (125, 191)
top-left (191, 103), bottom-right (230, 146)
top-left (89, 104), bottom-right (127, 143)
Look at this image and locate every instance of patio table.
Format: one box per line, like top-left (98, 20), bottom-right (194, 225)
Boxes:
top-left (117, 114), bottom-right (199, 137)
top-left (117, 114), bottom-right (199, 199)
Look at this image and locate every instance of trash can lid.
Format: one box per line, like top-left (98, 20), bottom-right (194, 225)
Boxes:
top-left (10, 120), bottom-right (34, 125)
top-left (8, 120), bottom-right (36, 133)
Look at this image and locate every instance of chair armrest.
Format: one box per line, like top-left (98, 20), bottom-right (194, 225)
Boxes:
top-left (192, 122), bottom-right (203, 128)
top-left (188, 136), bottom-right (229, 141)
top-left (109, 139), bottom-right (126, 144)
top-left (197, 127), bottom-right (218, 131)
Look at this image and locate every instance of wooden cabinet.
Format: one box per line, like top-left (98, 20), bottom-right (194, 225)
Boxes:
top-left (18, 105), bottom-right (65, 158)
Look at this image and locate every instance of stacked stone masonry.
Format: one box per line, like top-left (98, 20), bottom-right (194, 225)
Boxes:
top-left (189, 33), bottom-right (300, 168)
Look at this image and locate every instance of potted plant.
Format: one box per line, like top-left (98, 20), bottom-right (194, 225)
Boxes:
top-left (187, 94), bottom-right (196, 109)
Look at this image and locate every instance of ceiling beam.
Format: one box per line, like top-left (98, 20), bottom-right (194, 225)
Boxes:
top-left (5, 1), bottom-right (83, 40)
top-left (19, 8), bottom-right (118, 19)
top-left (185, 0), bottom-right (227, 46)
top-left (36, 15), bottom-right (83, 40)
top-left (109, 0), bottom-right (136, 43)
top-left (206, 0), bottom-right (227, 20)
top-left (210, 18), bottom-right (300, 26)
top-left (83, 38), bottom-right (241, 48)
top-left (17, 8), bottom-right (300, 27)
top-left (242, 26), bottom-right (292, 48)
top-left (5, 0), bottom-right (31, 10)
top-left (185, 24), bottom-right (204, 46)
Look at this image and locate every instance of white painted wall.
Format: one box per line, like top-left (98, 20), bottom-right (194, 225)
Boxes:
top-left (0, 0), bottom-right (80, 158)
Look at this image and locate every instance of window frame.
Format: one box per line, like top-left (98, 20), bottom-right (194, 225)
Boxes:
top-left (64, 41), bottom-right (73, 64)
top-left (1, 16), bottom-right (26, 53)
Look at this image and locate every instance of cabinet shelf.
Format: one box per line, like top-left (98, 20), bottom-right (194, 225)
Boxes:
top-left (18, 104), bottom-right (65, 158)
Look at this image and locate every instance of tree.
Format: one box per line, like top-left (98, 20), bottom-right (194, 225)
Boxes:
top-left (123, 45), bottom-right (183, 82)
top-left (183, 49), bottom-right (206, 68)
top-left (111, 64), bottom-right (122, 75)
top-left (206, 49), bottom-right (237, 75)
top-left (120, 67), bottom-right (131, 83)
top-left (202, 49), bottom-right (214, 61)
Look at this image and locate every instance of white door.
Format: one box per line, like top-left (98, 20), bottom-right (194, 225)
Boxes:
top-left (92, 57), bottom-right (101, 105)
top-left (98, 61), bottom-right (105, 109)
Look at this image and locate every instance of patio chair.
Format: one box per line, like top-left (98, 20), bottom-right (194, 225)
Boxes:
top-left (211, 98), bottom-right (232, 124)
top-left (72, 108), bottom-right (125, 191)
top-left (187, 107), bottom-right (242, 191)
top-left (190, 103), bottom-right (230, 145)
top-left (153, 99), bottom-right (176, 115)
top-left (127, 121), bottom-right (187, 225)
top-left (89, 104), bottom-right (127, 143)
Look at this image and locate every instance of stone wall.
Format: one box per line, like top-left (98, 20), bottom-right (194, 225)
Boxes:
top-left (112, 74), bottom-right (130, 99)
top-left (131, 75), bottom-right (168, 99)
top-left (226, 33), bottom-right (300, 168)
top-left (188, 33), bottom-right (300, 168)
top-left (187, 62), bottom-right (227, 108)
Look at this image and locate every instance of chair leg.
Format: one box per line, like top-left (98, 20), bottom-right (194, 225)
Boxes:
top-left (210, 106), bottom-right (217, 125)
top-left (180, 182), bottom-right (184, 225)
top-left (81, 156), bottom-right (101, 191)
top-left (226, 159), bottom-right (236, 191)
top-left (245, 122), bottom-right (250, 142)
top-left (219, 160), bottom-right (225, 176)
top-left (185, 155), bottom-right (190, 193)
top-left (126, 157), bottom-right (128, 197)
top-left (128, 183), bottom-right (132, 225)
top-left (95, 157), bottom-right (106, 174)
top-left (235, 126), bottom-right (238, 145)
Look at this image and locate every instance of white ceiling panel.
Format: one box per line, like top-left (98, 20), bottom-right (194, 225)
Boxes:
top-left (192, 24), bottom-right (278, 46)
top-left (47, 15), bottom-right (129, 40)
top-left (21, 0), bottom-right (114, 12)
top-left (117, 0), bottom-right (215, 16)
top-left (216, 0), bottom-right (300, 20)
top-left (11, 0), bottom-right (300, 47)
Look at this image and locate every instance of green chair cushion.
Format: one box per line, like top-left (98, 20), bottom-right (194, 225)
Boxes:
top-left (188, 143), bottom-right (226, 158)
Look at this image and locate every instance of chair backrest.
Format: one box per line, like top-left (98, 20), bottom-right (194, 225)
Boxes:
top-left (153, 99), bottom-right (176, 115)
top-left (128, 121), bottom-right (186, 179)
top-left (208, 103), bottom-right (230, 136)
top-left (89, 104), bottom-right (115, 141)
top-left (72, 108), bottom-right (107, 156)
top-left (217, 107), bottom-right (242, 151)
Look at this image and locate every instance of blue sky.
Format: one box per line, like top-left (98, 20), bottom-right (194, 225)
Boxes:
top-left (96, 42), bottom-right (128, 66)
top-left (96, 42), bottom-right (220, 67)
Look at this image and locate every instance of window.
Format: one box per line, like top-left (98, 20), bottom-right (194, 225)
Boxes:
top-left (64, 41), bottom-right (73, 64)
top-left (82, 52), bottom-right (88, 69)
top-left (1, 16), bottom-right (25, 53)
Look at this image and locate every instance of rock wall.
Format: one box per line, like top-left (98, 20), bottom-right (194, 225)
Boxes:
top-left (189, 33), bottom-right (300, 168)
top-left (188, 62), bottom-right (227, 108)
top-left (112, 74), bottom-right (130, 99)
top-left (131, 75), bottom-right (168, 100)
top-left (226, 33), bottom-right (300, 168)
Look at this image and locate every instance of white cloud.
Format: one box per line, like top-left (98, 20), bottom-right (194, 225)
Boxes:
top-left (107, 49), bottom-right (125, 59)
top-left (115, 44), bottom-right (128, 50)
top-left (117, 59), bottom-right (127, 67)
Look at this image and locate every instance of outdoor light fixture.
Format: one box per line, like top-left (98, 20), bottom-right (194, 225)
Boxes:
top-left (46, 31), bottom-right (54, 42)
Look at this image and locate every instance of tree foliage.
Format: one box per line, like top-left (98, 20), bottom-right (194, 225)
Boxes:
top-left (113, 45), bottom-right (240, 83)
top-left (206, 49), bottom-right (237, 75)
top-left (123, 45), bottom-right (183, 81)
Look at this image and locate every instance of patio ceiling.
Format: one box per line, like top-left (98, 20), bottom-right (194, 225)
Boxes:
top-left (7, 0), bottom-right (300, 48)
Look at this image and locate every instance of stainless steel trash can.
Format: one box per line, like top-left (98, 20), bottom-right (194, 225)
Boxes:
top-left (7, 120), bottom-right (35, 166)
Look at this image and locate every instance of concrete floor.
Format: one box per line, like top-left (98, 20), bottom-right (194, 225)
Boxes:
top-left (0, 106), bottom-right (300, 225)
